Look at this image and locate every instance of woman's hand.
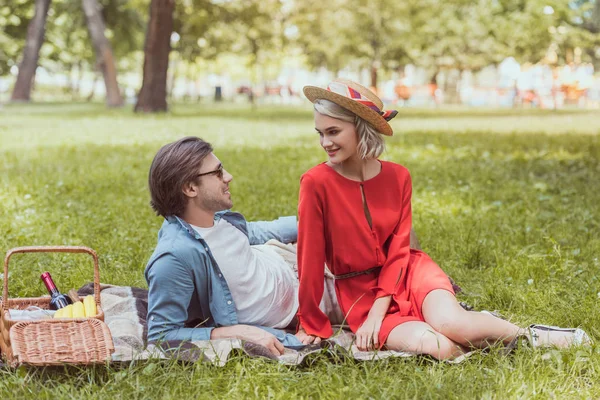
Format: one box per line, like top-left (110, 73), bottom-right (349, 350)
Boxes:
top-left (355, 295), bottom-right (392, 351)
top-left (295, 325), bottom-right (322, 345)
top-left (355, 314), bottom-right (384, 351)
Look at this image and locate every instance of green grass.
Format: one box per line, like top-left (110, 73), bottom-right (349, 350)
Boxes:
top-left (0, 102), bottom-right (599, 399)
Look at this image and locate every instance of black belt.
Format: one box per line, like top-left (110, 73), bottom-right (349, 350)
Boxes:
top-left (333, 266), bottom-right (381, 280)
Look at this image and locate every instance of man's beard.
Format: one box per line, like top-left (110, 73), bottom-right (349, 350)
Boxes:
top-left (200, 190), bottom-right (233, 212)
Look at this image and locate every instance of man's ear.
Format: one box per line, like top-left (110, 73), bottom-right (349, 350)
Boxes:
top-left (182, 181), bottom-right (199, 198)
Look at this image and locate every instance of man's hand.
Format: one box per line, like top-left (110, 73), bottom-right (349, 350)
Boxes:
top-left (211, 325), bottom-right (285, 356)
top-left (295, 325), bottom-right (322, 345)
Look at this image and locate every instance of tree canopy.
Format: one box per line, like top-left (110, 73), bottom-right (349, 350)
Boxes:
top-left (2, 0), bottom-right (599, 108)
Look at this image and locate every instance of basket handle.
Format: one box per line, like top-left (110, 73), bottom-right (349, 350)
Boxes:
top-left (2, 246), bottom-right (101, 313)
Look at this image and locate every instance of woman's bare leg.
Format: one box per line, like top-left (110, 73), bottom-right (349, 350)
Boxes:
top-left (422, 289), bottom-right (579, 348)
top-left (385, 321), bottom-right (466, 360)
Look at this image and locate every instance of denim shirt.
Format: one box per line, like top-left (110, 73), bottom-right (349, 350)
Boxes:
top-left (144, 211), bottom-right (302, 347)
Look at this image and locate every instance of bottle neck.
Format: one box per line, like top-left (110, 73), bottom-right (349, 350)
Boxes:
top-left (40, 272), bottom-right (60, 296)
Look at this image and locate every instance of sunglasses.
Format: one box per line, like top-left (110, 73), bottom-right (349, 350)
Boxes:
top-left (196, 164), bottom-right (224, 180)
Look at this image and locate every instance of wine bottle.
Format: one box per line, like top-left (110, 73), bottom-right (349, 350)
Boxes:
top-left (40, 272), bottom-right (71, 310)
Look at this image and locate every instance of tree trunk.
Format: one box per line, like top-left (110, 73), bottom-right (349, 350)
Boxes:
top-left (248, 40), bottom-right (259, 109)
top-left (135, 0), bottom-right (175, 113)
top-left (167, 53), bottom-right (178, 99)
top-left (67, 61), bottom-right (76, 98)
top-left (10, 0), bottom-right (51, 102)
top-left (72, 61), bottom-right (83, 100)
top-left (81, 0), bottom-right (124, 107)
top-left (443, 69), bottom-right (461, 104)
top-left (370, 64), bottom-right (378, 91)
top-left (430, 69), bottom-right (440, 106)
top-left (591, 0), bottom-right (600, 33)
top-left (86, 73), bottom-right (100, 102)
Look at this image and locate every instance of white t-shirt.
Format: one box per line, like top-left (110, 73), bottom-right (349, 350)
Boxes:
top-left (192, 219), bottom-right (298, 328)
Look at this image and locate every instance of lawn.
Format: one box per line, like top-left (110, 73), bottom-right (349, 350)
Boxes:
top-left (0, 102), bottom-right (599, 399)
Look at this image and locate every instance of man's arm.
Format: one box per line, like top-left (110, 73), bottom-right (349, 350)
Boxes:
top-left (146, 253), bottom-right (213, 341)
top-left (247, 216), bottom-right (297, 245)
top-left (146, 253), bottom-right (292, 355)
top-left (211, 325), bottom-right (285, 355)
top-left (156, 323), bottom-right (287, 356)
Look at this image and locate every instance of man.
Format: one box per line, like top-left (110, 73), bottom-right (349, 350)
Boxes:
top-left (144, 136), bottom-right (341, 356)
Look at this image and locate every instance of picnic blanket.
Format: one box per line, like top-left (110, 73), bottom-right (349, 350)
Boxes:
top-left (76, 283), bottom-right (486, 366)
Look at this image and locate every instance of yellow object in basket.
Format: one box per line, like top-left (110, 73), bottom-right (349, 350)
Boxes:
top-left (62, 304), bottom-right (73, 318)
top-left (53, 307), bottom-right (64, 318)
top-left (72, 301), bottom-right (85, 318)
top-left (83, 295), bottom-right (97, 317)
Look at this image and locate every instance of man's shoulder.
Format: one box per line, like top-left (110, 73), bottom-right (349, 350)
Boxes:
top-left (217, 211), bottom-right (249, 237)
top-left (155, 218), bottom-right (191, 249)
top-left (217, 210), bottom-right (247, 224)
top-left (145, 221), bottom-right (206, 274)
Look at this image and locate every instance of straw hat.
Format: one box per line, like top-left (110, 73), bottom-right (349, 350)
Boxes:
top-left (303, 78), bottom-right (398, 136)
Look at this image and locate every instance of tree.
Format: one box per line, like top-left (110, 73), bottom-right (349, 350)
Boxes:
top-left (409, 0), bottom-right (508, 103)
top-left (291, 0), bottom-right (355, 75)
top-left (593, 0), bottom-right (600, 32)
top-left (167, 0), bottom-right (286, 105)
top-left (567, 0), bottom-right (600, 68)
top-left (293, 0), bottom-right (418, 88)
top-left (171, 0), bottom-right (228, 100)
top-left (0, 31), bottom-right (13, 76)
top-left (135, 0), bottom-right (175, 113)
top-left (43, 0), bottom-right (93, 98)
top-left (4, 0), bottom-right (143, 102)
top-left (10, 0), bottom-right (51, 102)
top-left (342, 0), bottom-right (418, 88)
top-left (0, 0), bottom-right (32, 76)
top-left (81, 0), bottom-right (123, 107)
top-left (221, 0), bottom-right (287, 106)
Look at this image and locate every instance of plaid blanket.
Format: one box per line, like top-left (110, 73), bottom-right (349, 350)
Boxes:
top-left (77, 283), bottom-right (482, 366)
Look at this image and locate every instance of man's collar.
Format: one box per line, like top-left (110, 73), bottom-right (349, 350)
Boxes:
top-left (167, 215), bottom-right (201, 239)
top-left (166, 211), bottom-right (230, 240)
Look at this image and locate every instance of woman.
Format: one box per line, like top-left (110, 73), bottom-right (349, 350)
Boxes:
top-left (295, 78), bottom-right (590, 359)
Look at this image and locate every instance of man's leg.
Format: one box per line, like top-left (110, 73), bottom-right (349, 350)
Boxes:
top-left (321, 267), bottom-right (344, 325)
top-left (263, 239), bottom-right (344, 326)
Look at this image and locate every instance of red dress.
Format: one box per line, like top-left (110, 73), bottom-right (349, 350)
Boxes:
top-left (297, 161), bottom-right (455, 346)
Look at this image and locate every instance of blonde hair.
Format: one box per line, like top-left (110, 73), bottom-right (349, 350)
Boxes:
top-left (313, 99), bottom-right (385, 159)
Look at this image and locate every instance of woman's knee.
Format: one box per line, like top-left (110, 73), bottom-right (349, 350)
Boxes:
top-left (426, 309), bottom-right (471, 337)
top-left (386, 322), bottom-right (458, 360)
top-left (415, 331), bottom-right (459, 360)
top-left (422, 290), bottom-right (470, 334)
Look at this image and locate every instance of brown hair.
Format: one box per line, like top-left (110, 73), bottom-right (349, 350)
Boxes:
top-left (149, 136), bottom-right (213, 217)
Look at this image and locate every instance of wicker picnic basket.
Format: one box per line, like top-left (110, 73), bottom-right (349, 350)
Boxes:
top-left (0, 246), bottom-right (114, 366)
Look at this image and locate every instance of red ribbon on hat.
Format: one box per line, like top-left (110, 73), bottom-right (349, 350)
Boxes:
top-left (327, 82), bottom-right (398, 121)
